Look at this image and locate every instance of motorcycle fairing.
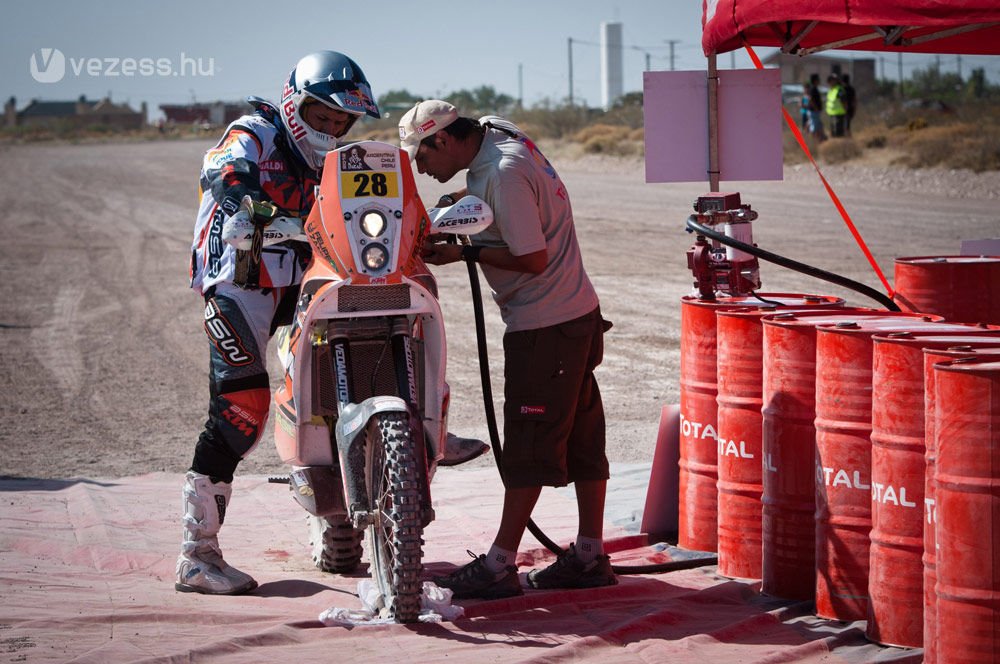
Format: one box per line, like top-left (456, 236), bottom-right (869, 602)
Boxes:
top-left (273, 141), bottom-right (446, 471)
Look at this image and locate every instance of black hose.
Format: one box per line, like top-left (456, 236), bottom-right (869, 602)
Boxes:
top-left (464, 258), bottom-right (717, 575)
top-left (686, 216), bottom-right (900, 311)
top-left (463, 258), bottom-right (563, 554)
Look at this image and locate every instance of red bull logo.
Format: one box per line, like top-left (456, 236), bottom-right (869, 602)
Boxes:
top-left (282, 97), bottom-right (307, 141)
top-left (343, 88), bottom-right (374, 112)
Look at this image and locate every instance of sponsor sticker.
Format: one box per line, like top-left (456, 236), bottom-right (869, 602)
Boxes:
top-left (520, 405), bottom-right (546, 416)
top-left (258, 159), bottom-right (284, 172)
top-left (339, 171), bottom-right (398, 199)
top-left (340, 145), bottom-right (370, 172)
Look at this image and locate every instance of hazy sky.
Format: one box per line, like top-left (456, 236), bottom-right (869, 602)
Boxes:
top-left (3, 0), bottom-right (997, 118)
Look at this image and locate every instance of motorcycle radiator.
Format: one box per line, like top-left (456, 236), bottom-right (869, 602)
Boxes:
top-left (311, 320), bottom-right (425, 417)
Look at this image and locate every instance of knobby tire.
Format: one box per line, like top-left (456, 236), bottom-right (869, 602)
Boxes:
top-left (308, 514), bottom-right (363, 573)
top-left (365, 411), bottom-right (424, 622)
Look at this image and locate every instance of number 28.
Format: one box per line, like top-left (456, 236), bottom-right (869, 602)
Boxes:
top-left (352, 172), bottom-right (388, 197)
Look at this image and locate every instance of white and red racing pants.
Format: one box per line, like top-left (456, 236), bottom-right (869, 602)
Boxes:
top-left (190, 282), bottom-right (297, 482)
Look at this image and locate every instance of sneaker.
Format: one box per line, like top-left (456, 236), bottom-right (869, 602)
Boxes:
top-left (526, 544), bottom-right (618, 590)
top-left (439, 433), bottom-right (490, 467)
top-left (433, 550), bottom-right (523, 600)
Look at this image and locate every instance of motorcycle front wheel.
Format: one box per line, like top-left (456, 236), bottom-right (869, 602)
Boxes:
top-left (364, 411), bottom-right (425, 622)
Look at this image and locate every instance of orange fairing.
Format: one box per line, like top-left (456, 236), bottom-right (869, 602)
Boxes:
top-left (302, 141), bottom-right (430, 286)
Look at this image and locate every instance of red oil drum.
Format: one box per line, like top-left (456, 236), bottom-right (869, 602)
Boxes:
top-left (867, 330), bottom-right (1000, 648)
top-left (716, 305), bottom-right (845, 579)
top-left (814, 317), bottom-right (972, 622)
top-left (760, 310), bottom-right (938, 601)
top-left (678, 294), bottom-right (842, 553)
top-left (923, 345), bottom-right (1000, 664)
top-left (934, 358), bottom-right (1000, 664)
top-left (894, 255), bottom-right (1000, 325)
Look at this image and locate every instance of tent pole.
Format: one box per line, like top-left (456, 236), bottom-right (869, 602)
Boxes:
top-left (707, 53), bottom-right (720, 192)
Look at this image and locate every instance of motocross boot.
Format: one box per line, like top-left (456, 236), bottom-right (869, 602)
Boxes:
top-left (175, 471), bottom-right (258, 595)
top-left (439, 433), bottom-right (490, 467)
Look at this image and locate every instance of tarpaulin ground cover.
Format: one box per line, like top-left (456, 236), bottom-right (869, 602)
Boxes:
top-left (0, 465), bottom-right (922, 663)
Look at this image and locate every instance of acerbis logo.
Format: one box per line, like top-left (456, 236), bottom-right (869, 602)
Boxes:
top-left (30, 48), bottom-right (66, 83)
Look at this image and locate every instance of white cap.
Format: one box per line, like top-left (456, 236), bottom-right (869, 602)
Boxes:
top-left (398, 99), bottom-right (458, 159)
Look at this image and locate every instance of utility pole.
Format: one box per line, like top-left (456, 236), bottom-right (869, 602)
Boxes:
top-left (730, 51), bottom-right (735, 69)
top-left (567, 37), bottom-right (574, 106)
top-left (633, 46), bottom-right (652, 72)
top-left (518, 63), bottom-right (523, 108)
top-left (897, 52), bottom-right (904, 99)
top-left (957, 54), bottom-right (963, 80)
top-left (665, 39), bottom-right (681, 71)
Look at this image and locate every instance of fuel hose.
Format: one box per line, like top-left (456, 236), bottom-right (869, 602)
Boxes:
top-left (463, 257), bottom-right (717, 575)
top-left (685, 216), bottom-right (900, 311)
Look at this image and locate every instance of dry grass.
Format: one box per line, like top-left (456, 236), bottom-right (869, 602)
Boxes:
top-left (775, 100), bottom-right (1000, 171)
top-left (0, 123), bottom-right (214, 144)
top-left (6, 99), bottom-right (998, 172)
top-left (817, 137), bottom-right (863, 164)
top-left (572, 123), bottom-right (643, 156)
top-left (896, 123), bottom-right (1000, 171)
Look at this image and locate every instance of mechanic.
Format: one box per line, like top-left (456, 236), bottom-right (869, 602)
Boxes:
top-left (400, 100), bottom-right (617, 599)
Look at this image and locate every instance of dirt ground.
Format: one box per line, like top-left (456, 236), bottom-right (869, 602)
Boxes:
top-left (0, 138), bottom-right (997, 480)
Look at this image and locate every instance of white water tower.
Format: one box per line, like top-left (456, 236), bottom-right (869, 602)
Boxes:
top-left (601, 21), bottom-right (623, 110)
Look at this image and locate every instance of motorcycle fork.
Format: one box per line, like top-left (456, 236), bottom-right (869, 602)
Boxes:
top-left (329, 317), bottom-right (432, 526)
top-left (388, 319), bottom-right (433, 526)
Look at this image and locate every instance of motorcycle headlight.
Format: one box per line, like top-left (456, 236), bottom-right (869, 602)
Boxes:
top-left (362, 243), bottom-right (388, 270)
top-left (360, 211), bottom-right (387, 238)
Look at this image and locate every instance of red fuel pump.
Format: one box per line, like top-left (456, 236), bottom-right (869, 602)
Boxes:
top-left (686, 192), bottom-right (760, 299)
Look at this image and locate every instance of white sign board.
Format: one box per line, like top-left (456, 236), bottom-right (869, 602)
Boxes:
top-left (643, 68), bottom-right (783, 183)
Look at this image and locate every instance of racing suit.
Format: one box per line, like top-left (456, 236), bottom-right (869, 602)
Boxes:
top-left (188, 98), bottom-right (318, 482)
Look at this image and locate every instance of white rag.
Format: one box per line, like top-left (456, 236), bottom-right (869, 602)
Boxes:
top-left (319, 580), bottom-right (465, 626)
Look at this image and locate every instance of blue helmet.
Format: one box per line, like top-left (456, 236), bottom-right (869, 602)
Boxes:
top-left (279, 50), bottom-right (380, 169)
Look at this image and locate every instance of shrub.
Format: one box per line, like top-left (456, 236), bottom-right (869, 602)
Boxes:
top-left (899, 123), bottom-right (1000, 171)
top-left (571, 124), bottom-right (641, 156)
top-left (818, 137), bottom-right (863, 164)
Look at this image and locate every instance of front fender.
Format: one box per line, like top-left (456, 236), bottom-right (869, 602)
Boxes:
top-left (335, 396), bottom-right (409, 517)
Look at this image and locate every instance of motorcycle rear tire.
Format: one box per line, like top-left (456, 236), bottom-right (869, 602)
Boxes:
top-left (308, 514), bottom-right (363, 573)
top-left (364, 411), bottom-right (425, 622)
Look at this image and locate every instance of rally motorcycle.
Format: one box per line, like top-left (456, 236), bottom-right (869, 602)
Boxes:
top-left (228, 141), bottom-right (492, 622)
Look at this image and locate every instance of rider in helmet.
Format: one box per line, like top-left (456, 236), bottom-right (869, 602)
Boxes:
top-left (179, 51), bottom-right (379, 595)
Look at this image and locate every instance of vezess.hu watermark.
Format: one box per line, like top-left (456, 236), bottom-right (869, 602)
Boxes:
top-left (30, 48), bottom-right (215, 84)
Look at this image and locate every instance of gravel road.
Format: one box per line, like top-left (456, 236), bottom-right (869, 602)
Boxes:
top-left (0, 138), bottom-right (996, 479)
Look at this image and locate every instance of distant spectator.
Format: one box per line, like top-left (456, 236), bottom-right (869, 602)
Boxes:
top-left (842, 74), bottom-right (857, 135)
top-left (799, 82), bottom-right (810, 130)
top-left (825, 73), bottom-right (847, 138)
top-left (806, 74), bottom-right (827, 141)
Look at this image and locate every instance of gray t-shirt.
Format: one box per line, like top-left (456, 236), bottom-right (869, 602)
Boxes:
top-left (466, 116), bottom-right (598, 332)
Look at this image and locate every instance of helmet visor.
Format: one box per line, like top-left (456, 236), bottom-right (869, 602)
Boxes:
top-left (304, 79), bottom-right (380, 119)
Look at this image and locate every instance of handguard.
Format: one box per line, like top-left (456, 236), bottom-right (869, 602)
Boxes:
top-left (221, 195), bottom-right (306, 250)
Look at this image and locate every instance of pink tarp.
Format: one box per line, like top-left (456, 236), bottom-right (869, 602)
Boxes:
top-left (702, 0), bottom-right (1000, 55)
top-left (0, 467), bottom-right (922, 663)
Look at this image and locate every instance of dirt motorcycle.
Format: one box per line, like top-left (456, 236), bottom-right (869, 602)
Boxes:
top-left (226, 140), bottom-right (492, 622)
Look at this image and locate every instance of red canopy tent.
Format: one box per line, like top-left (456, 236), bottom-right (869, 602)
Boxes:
top-left (702, 0), bottom-right (1000, 56)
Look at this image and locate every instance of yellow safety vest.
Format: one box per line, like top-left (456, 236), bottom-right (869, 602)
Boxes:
top-left (826, 85), bottom-right (846, 116)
